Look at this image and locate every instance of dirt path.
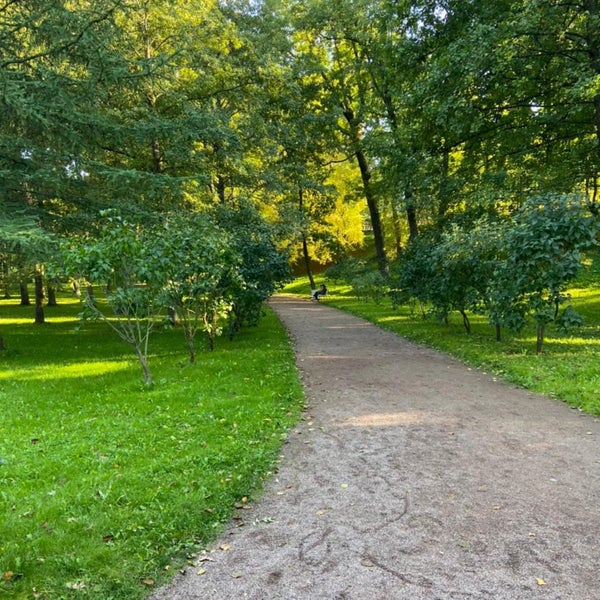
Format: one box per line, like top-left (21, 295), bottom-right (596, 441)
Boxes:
top-left (151, 296), bottom-right (600, 600)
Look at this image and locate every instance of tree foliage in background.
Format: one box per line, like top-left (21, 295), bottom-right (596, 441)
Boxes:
top-left (2, 0), bottom-right (600, 361)
top-left (392, 194), bottom-right (598, 352)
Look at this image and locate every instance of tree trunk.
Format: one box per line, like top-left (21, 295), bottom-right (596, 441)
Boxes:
top-left (342, 107), bottom-right (387, 276)
top-left (47, 284), bottom-right (57, 307)
top-left (389, 198), bottom-right (403, 258)
top-left (216, 174), bottom-right (226, 204)
top-left (536, 323), bottom-right (545, 354)
top-left (134, 344), bottom-right (152, 385)
top-left (495, 323), bottom-right (501, 342)
top-left (355, 147), bottom-right (387, 275)
top-left (405, 192), bottom-right (419, 242)
top-left (20, 280), bottom-right (31, 306)
top-left (298, 188), bottom-right (316, 290)
top-left (460, 309), bottom-right (471, 334)
top-left (302, 233), bottom-right (315, 290)
top-left (34, 270), bottom-right (45, 324)
top-left (187, 338), bottom-right (196, 364)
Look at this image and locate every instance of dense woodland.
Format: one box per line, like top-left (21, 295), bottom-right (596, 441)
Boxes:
top-left (2, 0), bottom-right (600, 359)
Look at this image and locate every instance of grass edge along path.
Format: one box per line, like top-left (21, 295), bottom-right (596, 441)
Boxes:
top-left (0, 298), bottom-right (304, 600)
top-left (281, 279), bottom-right (600, 418)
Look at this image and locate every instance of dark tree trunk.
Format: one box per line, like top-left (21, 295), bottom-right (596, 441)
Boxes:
top-left (406, 202), bottom-right (419, 242)
top-left (298, 188), bottom-right (316, 290)
top-left (342, 107), bottom-right (387, 276)
top-left (389, 198), bottom-right (403, 258)
top-left (355, 147), bottom-right (387, 275)
top-left (47, 284), bottom-right (57, 307)
top-left (536, 324), bottom-right (545, 354)
top-left (302, 233), bottom-right (315, 291)
top-left (460, 309), bottom-right (471, 334)
top-left (34, 271), bottom-right (45, 324)
top-left (20, 281), bottom-right (30, 306)
top-left (216, 174), bottom-right (226, 204)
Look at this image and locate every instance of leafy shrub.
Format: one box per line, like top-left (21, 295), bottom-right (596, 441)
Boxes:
top-left (212, 201), bottom-right (292, 334)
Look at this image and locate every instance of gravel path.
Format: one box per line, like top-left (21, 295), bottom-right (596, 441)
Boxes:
top-left (151, 296), bottom-right (600, 600)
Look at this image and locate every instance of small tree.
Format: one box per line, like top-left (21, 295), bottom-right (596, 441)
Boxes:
top-left (62, 213), bottom-right (167, 384)
top-left (493, 194), bottom-right (598, 352)
top-left (212, 201), bottom-right (291, 335)
top-left (159, 212), bottom-right (240, 362)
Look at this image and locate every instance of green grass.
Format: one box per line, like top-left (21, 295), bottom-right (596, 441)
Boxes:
top-left (0, 296), bottom-right (304, 599)
top-left (283, 276), bottom-right (600, 416)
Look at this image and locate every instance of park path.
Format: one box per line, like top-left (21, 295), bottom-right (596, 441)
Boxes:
top-left (151, 296), bottom-right (600, 600)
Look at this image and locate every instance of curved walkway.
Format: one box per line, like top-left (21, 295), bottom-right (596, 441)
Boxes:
top-left (152, 296), bottom-right (600, 600)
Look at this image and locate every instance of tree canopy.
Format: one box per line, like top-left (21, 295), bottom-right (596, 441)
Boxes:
top-left (1, 0), bottom-right (598, 341)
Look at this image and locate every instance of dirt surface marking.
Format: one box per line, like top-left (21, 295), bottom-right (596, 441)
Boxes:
top-left (151, 296), bottom-right (600, 600)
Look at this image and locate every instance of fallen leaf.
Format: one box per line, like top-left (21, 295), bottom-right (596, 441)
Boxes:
top-left (536, 578), bottom-right (546, 586)
top-left (340, 483), bottom-right (349, 489)
top-left (220, 544), bottom-right (231, 551)
top-left (231, 572), bottom-right (243, 579)
top-left (141, 578), bottom-right (154, 587)
top-left (3, 571), bottom-right (14, 582)
top-left (66, 581), bottom-right (86, 590)
top-left (197, 569), bottom-right (206, 576)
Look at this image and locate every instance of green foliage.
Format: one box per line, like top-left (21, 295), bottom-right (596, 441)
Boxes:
top-left (492, 194), bottom-right (599, 351)
top-left (388, 193), bottom-right (599, 350)
top-left (212, 201), bottom-right (292, 334)
top-left (0, 297), bottom-right (304, 600)
top-left (61, 213), bottom-right (167, 384)
top-left (326, 257), bottom-right (388, 303)
top-left (158, 212), bottom-right (239, 360)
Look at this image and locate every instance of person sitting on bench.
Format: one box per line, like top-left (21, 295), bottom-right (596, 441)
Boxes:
top-left (311, 284), bottom-right (328, 302)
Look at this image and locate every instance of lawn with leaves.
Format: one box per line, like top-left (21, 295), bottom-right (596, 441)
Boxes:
top-left (0, 297), bottom-right (304, 599)
top-left (284, 274), bottom-right (600, 417)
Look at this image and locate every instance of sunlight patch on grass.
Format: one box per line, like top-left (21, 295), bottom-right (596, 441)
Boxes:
top-left (0, 360), bottom-right (131, 380)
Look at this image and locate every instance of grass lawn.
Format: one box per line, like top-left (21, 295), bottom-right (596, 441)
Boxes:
top-left (283, 277), bottom-right (600, 417)
top-left (0, 296), bottom-right (304, 599)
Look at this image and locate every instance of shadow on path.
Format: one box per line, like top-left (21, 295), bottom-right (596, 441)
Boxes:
top-left (151, 296), bottom-right (600, 600)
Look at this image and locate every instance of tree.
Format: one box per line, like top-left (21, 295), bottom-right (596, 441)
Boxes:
top-left (493, 194), bottom-right (598, 353)
top-left (212, 200), bottom-right (292, 334)
top-left (159, 212), bottom-right (239, 361)
top-left (62, 213), bottom-right (167, 384)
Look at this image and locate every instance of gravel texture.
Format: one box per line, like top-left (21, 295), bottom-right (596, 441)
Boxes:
top-left (150, 296), bottom-right (600, 600)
